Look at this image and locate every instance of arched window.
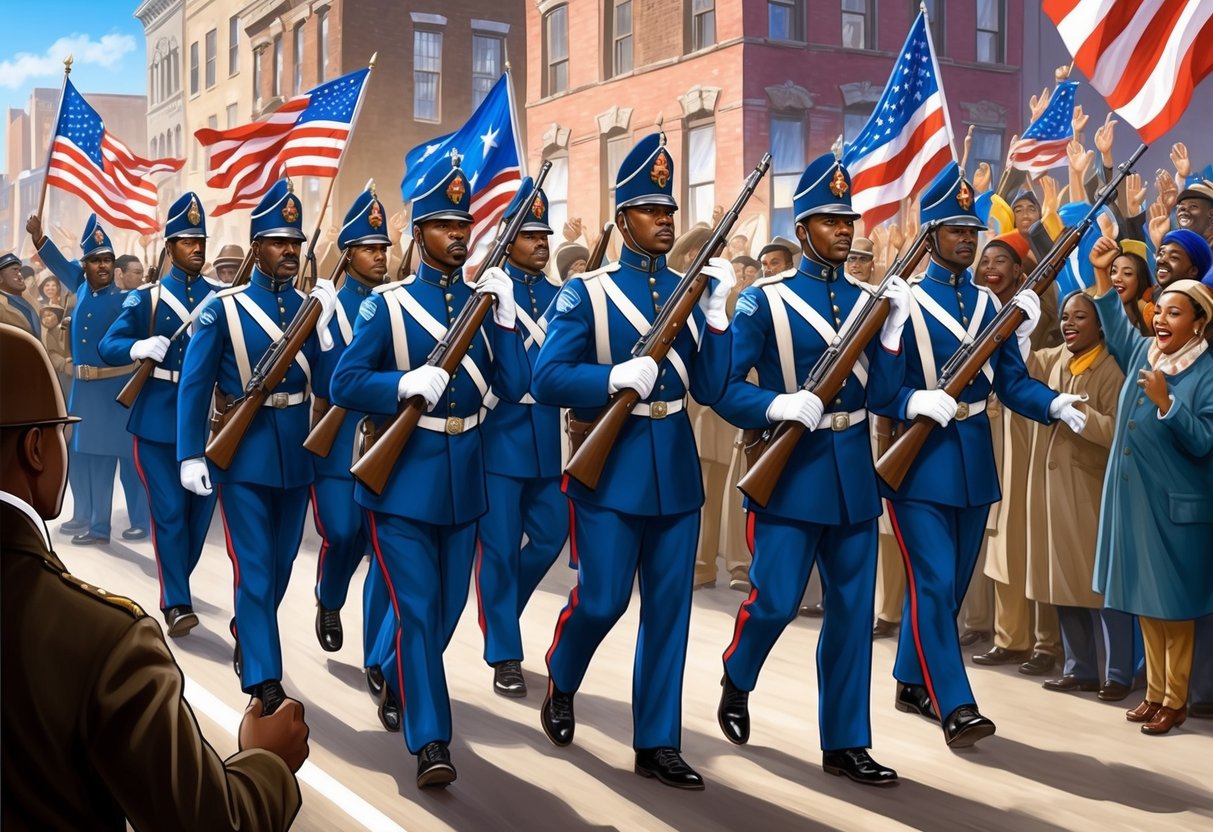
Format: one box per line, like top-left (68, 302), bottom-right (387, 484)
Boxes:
top-left (175, 126), bottom-right (182, 157)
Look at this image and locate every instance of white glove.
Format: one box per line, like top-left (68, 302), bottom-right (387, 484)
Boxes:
top-left (607, 356), bottom-right (658, 398)
top-left (130, 335), bottom-right (170, 363)
top-left (179, 458), bottom-right (213, 496)
top-left (697, 256), bottom-right (737, 331)
top-left (906, 389), bottom-right (959, 427)
top-left (1049, 392), bottom-right (1088, 434)
top-left (309, 278), bottom-right (338, 351)
top-left (765, 390), bottom-right (825, 430)
top-left (475, 266), bottom-right (517, 330)
top-left (880, 276), bottom-right (912, 351)
top-left (1011, 290), bottom-right (1041, 358)
top-left (397, 365), bottom-right (450, 410)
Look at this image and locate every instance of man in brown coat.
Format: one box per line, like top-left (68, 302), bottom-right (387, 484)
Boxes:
top-left (0, 323), bottom-right (309, 831)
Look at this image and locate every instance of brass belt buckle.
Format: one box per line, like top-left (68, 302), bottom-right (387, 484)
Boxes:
top-left (955, 401), bottom-right (970, 421)
top-left (446, 416), bottom-right (464, 434)
top-left (831, 412), bottom-right (850, 432)
top-left (81, 365), bottom-right (96, 381)
top-left (271, 392), bottom-right (290, 409)
top-left (651, 400), bottom-right (668, 419)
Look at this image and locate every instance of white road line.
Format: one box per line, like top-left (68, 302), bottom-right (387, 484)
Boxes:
top-left (183, 675), bottom-right (407, 832)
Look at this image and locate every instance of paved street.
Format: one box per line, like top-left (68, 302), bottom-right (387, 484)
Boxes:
top-left (56, 488), bottom-right (1213, 832)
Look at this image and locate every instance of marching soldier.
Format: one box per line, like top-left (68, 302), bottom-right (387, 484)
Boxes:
top-left (329, 155), bottom-right (530, 788)
top-left (28, 214), bottom-right (150, 544)
top-left (475, 177), bottom-right (569, 698)
top-left (176, 180), bottom-right (337, 710)
top-left (874, 163), bottom-right (1086, 747)
top-left (99, 193), bottom-right (219, 637)
top-left (310, 184), bottom-right (399, 731)
top-left (535, 133), bottom-right (735, 790)
top-left (712, 153), bottom-right (910, 785)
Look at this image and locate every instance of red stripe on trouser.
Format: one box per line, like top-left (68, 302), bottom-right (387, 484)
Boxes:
top-left (309, 484), bottom-right (331, 593)
top-left (723, 511), bottom-right (759, 663)
top-left (217, 485), bottom-right (241, 595)
top-left (368, 513), bottom-right (406, 713)
top-left (545, 498), bottom-right (580, 669)
top-left (887, 500), bottom-right (940, 716)
top-left (474, 538), bottom-right (487, 637)
top-left (565, 496), bottom-right (578, 567)
top-left (130, 437), bottom-right (165, 608)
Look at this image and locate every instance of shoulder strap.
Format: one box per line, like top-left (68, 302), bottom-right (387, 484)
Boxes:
top-left (380, 292), bottom-right (412, 370)
top-left (516, 305), bottom-right (545, 350)
top-left (154, 285), bottom-right (191, 326)
top-left (221, 294), bottom-right (253, 388)
top-left (598, 273), bottom-right (692, 386)
top-left (581, 278), bottom-right (612, 364)
top-left (761, 285), bottom-right (799, 393)
top-left (771, 282), bottom-right (869, 388)
top-left (231, 293), bottom-right (312, 381)
top-left (388, 287), bottom-right (488, 396)
top-left (334, 302), bottom-right (354, 345)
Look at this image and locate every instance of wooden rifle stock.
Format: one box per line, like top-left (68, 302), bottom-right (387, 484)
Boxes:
top-left (116, 246), bottom-right (169, 408)
top-left (586, 223), bottom-right (613, 272)
top-left (350, 163), bottom-right (554, 495)
top-left (875, 143), bottom-right (1147, 491)
top-left (205, 250), bottom-right (348, 469)
top-left (736, 231), bottom-right (933, 507)
top-left (563, 154), bottom-right (772, 490)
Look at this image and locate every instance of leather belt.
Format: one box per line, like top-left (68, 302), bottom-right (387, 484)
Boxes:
top-left (954, 399), bottom-right (987, 421)
top-left (261, 391), bottom-right (308, 409)
top-left (151, 367), bottom-right (180, 382)
top-left (816, 408), bottom-right (868, 432)
top-left (633, 398), bottom-right (687, 419)
top-left (75, 364), bottom-right (136, 381)
top-left (418, 410), bottom-right (482, 435)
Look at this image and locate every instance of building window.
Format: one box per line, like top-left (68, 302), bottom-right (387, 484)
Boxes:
top-left (770, 115), bottom-right (805, 234)
top-left (545, 155), bottom-right (569, 237)
top-left (413, 30), bottom-right (442, 122)
top-left (189, 41), bottom-right (199, 95)
top-left (968, 127), bottom-right (1003, 183)
top-left (226, 103), bottom-right (238, 127)
top-left (253, 46), bottom-right (262, 100)
top-left (170, 46), bottom-right (179, 93)
top-left (228, 16), bottom-right (240, 75)
top-left (768, 0), bottom-right (800, 41)
top-left (205, 114), bottom-right (218, 167)
top-left (293, 23), bottom-right (305, 94)
top-left (843, 104), bottom-right (874, 143)
top-left (472, 34), bottom-right (503, 108)
top-left (604, 132), bottom-right (632, 214)
top-left (318, 10), bottom-right (330, 81)
top-left (976, 0), bottom-right (1004, 64)
top-left (544, 6), bottom-right (569, 96)
top-left (841, 0), bottom-right (875, 50)
top-left (919, 0), bottom-right (944, 55)
top-left (151, 135), bottom-right (158, 157)
top-left (686, 122), bottom-right (716, 227)
top-left (691, 0), bottom-right (716, 51)
top-left (272, 37), bottom-right (283, 97)
top-left (175, 125), bottom-right (182, 156)
top-left (149, 62), bottom-right (157, 105)
top-left (611, 0), bottom-right (633, 76)
top-left (205, 29), bottom-right (217, 88)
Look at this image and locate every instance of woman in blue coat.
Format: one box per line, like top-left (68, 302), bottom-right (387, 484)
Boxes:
top-left (1088, 236), bottom-right (1213, 736)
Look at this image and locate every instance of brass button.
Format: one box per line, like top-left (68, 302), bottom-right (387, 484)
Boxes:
top-left (832, 305), bottom-right (840, 314)
top-left (445, 293), bottom-right (453, 301)
top-left (86, 313), bottom-right (92, 318)
top-left (1123, 447), bottom-right (1132, 455)
top-left (834, 398), bottom-right (842, 406)
top-left (649, 277), bottom-right (656, 285)
top-left (652, 291), bottom-right (660, 299)
top-left (1128, 420), bottom-right (1136, 430)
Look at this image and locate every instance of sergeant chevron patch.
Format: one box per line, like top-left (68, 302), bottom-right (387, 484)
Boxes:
top-left (554, 286), bottom-right (581, 315)
top-left (359, 297), bottom-right (378, 321)
top-left (735, 293), bottom-right (759, 317)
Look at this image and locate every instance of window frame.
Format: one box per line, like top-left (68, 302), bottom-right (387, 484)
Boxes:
top-left (767, 0), bottom-right (801, 42)
top-left (189, 41), bottom-right (199, 96)
top-left (272, 36), bottom-right (283, 98)
top-left (608, 0), bottom-right (634, 77)
top-left (976, 0), bottom-right (1005, 65)
top-left (292, 22), bottom-right (305, 95)
top-left (841, 0), bottom-right (876, 51)
top-left (228, 16), bottom-right (240, 76)
top-left (205, 29), bottom-right (217, 89)
top-left (543, 5), bottom-right (570, 97)
top-left (413, 28), bottom-right (443, 123)
top-left (318, 9), bottom-right (330, 82)
top-left (685, 120), bottom-right (717, 229)
top-left (471, 33), bottom-right (504, 108)
top-left (769, 112), bottom-right (807, 235)
top-left (690, 0), bottom-right (716, 52)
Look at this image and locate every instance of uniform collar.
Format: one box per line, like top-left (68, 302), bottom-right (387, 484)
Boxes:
top-left (416, 260), bottom-right (462, 288)
top-left (0, 490), bottom-right (51, 553)
top-left (341, 274), bottom-right (378, 298)
top-left (504, 261), bottom-right (545, 285)
top-left (924, 259), bottom-right (970, 287)
top-left (85, 279), bottom-right (119, 297)
top-left (796, 254), bottom-right (843, 283)
top-left (168, 264), bottom-right (204, 284)
top-left (620, 244), bottom-right (666, 274)
top-left (250, 267), bottom-right (296, 293)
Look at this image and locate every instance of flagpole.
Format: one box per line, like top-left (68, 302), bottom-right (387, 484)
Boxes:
top-left (35, 54), bottom-right (74, 224)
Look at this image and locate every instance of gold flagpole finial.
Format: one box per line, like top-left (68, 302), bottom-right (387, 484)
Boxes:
top-left (64, 54), bottom-right (74, 74)
top-left (368, 52), bottom-right (378, 69)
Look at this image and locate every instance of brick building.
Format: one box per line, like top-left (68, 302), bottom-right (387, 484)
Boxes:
top-left (525, 0), bottom-right (1028, 241)
top-left (136, 0), bottom-right (188, 228)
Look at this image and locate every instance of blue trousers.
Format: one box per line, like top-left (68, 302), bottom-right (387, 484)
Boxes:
top-left (723, 512), bottom-right (878, 751)
top-left (68, 450), bottom-right (150, 537)
top-left (1192, 614), bottom-right (1213, 705)
top-left (476, 473), bottom-right (568, 665)
top-left (310, 476), bottom-right (371, 610)
top-left (1056, 605), bottom-right (1141, 686)
top-left (888, 499), bottom-right (988, 722)
top-left (546, 502), bottom-right (698, 750)
top-left (369, 512), bottom-right (478, 755)
top-left (217, 482), bottom-right (309, 691)
top-left (362, 564), bottom-right (396, 670)
top-left (132, 438), bottom-right (217, 610)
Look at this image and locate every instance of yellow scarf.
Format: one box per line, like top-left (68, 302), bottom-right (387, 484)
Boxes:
top-left (1068, 343), bottom-right (1106, 376)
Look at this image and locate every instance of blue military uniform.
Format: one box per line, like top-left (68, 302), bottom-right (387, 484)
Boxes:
top-left (714, 155), bottom-right (904, 753)
top-left (872, 163), bottom-right (1058, 731)
top-left (476, 178), bottom-right (569, 669)
top-left (99, 194), bottom-right (218, 614)
top-left (310, 185), bottom-right (394, 672)
top-left (177, 181), bottom-right (321, 693)
top-left (329, 159), bottom-right (531, 757)
top-left (537, 134), bottom-right (732, 751)
top-left (38, 216), bottom-right (149, 540)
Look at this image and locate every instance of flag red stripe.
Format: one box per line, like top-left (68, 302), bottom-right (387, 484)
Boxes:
top-left (1071, 0), bottom-right (1147, 81)
top-left (1103, 0), bottom-right (1188, 107)
top-left (850, 109), bottom-right (948, 192)
top-left (50, 141), bottom-right (158, 208)
top-left (1137, 17), bottom-right (1213, 143)
top-left (857, 145), bottom-right (951, 230)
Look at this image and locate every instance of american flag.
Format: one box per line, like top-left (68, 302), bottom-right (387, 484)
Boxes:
top-left (1045, 0), bottom-right (1213, 143)
top-left (197, 68), bottom-right (370, 216)
top-left (1009, 81), bottom-right (1078, 175)
top-left (401, 73), bottom-right (523, 264)
top-left (45, 79), bottom-right (184, 234)
top-left (842, 12), bottom-right (954, 229)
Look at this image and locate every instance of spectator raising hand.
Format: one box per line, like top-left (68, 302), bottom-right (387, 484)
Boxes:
top-left (1125, 173), bottom-right (1148, 217)
top-left (1155, 169), bottom-right (1179, 213)
top-left (562, 216), bottom-right (584, 243)
top-left (1071, 104), bottom-right (1090, 139)
top-left (1147, 201), bottom-right (1172, 249)
top-left (974, 162), bottom-right (993, 195)
top-left (1094, 113), bottom-right (1117, 169)
top-left (1171, 141), bottom-right (1191, 181)
top-left (1029, 87), bottom-right (1052, 123)
top-left (1068, 138), bottom-right (1095, 203)
top-left (1040, 174), bottom-right (1061, 218)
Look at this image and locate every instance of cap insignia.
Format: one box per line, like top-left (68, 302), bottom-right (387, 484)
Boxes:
top-left (829, 167), bottom-right (848, 198)
top-left (531, 195), bottom-right (546, 220)
top-left (93, 229), bottom-right (105, 246)
top-left (957, 181), bottom-right (974, 211)
top-left (368, 201), bottom-right (384, 229)
top-left (446, 173), bottom-right (466, 205)
top-left (187, 197), bottom-right (201, 226)
top-left (650, 151), bottom-right (671, 189)
top-left (282, 198), bottom-right (299, 224)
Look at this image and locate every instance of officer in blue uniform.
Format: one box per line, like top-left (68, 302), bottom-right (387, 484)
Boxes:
top-left (99, 193), bottom-right (219, 637)
top-left (873, 162), bottom-right (1086, 747)
top-left (176, 180), bottom-right (337, 710)
top-left (330, 155), bottom-right (530, 788)
top-left (712, 154), bottom-right (911, 786)
top-left (534, 133), bottom-right (735, 790)
top-left (309, 183), bottom-right (398, 730)
top-left (475, 177), bottom-right (569, 699)
top-left (29, 213), bottom-right (150, 545)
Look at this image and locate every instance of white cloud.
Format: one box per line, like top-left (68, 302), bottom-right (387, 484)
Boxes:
top-left (0, 33), bottom-right (137, 89)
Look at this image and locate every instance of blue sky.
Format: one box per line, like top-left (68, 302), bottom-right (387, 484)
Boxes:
top-left (0, 4), bottom-right (147, 163)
